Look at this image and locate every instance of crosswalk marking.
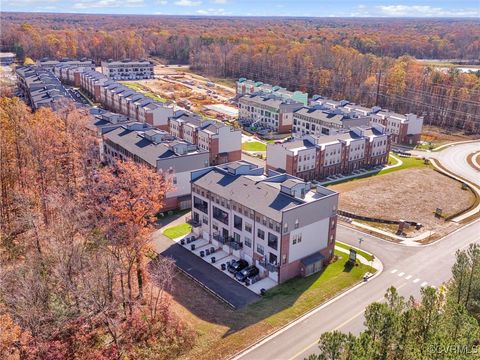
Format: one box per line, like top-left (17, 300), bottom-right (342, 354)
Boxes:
top-left (405, 275), bottom-right (412, 280)
top-left (391, 269), bottom-right (398, 274)
top-left (413, 278), bottom-right (420, 283)
top-left (398, 272), bottom-right (405, 277)
top-left (421, 281), bottom-right (428, 287)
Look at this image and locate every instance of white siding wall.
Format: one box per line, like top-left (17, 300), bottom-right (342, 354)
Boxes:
top-left (266, 144), bottom-right (287, 171)
top-left (288, 218), bottom-right (329, 263)
top-left (218, 127), bottom-right (242, 153)
top-left (323, 143), bottom-right (342, 166)
top-left (296, 148), bottom-right (316, 172)
top-left (348, 139), bottom-right (366, 161)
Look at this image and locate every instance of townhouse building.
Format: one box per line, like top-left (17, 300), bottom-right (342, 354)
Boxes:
top-left (292, 106), bottom-right (370, 137)
top-left (103, 123), bottom-right (210, 210)
top-left (190, 161), bottom-right (339, 283)
top-left (36, 58), bottom-right (95, 70)
top-left (16, 66), bottom-right (70, 110)
top-left (266, 125), bottom-right (391, 180)
top-left (169, 111), bottom-right (242, 165)
top-left (369, 110), bottom-right (423, 145)
top-left (101, 59), bottom-right (154, 80)
top-left (53, 63), bottom-right (96, 86)
top-left (238, 93), bottom-right (303, 133)
top-left (236, 78), bottom-right (308, 105)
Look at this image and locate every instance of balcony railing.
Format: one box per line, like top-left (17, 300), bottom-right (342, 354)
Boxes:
top-left (185, 215), bottom-right (201, 228)
top-left (213, 234), bottom-right (243, 250)
top-left (259, 259), bottom-right (279, 273)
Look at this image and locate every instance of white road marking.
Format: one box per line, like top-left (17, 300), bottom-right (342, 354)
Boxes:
top-left (391, 269), bottom-right (398, 274)
top-left (398, 272), bottom-right (405, 277)
top-left (405, 275), bottom-right (412, 280)
top-left (421, 281), bottom-right (428, 287)
top-left (413, 278), bottom-right (420, 283)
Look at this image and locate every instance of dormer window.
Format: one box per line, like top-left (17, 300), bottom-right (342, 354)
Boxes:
top-left (295, 219), bottom-right (299, 229)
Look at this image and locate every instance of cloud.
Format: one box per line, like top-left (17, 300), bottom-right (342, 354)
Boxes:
top-left (158, 0), bottom-right (168, 4)
top-left (211, 0), bottom-right (227, 3)
top-left (174, 0), bottom-right (202, 6)
top-left (74, 0), bottom-right (144, 9)
top-left (351, 4), bottom-right (479, 17)
top-left (196, 8), bottom-right (230, 15)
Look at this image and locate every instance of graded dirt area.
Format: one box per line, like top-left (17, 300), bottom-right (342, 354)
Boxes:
top-left (421, 125), bottom-right (480, 145)
top-left (329, 167), bottom-right (475, 238)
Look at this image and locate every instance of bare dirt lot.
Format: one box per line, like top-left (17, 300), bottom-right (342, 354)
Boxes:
top-left (421, 125), bottom-right (480, 145)
top-left (329, 167), bottom-right (475, 238)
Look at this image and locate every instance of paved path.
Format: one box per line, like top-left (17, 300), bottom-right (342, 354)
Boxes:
top-left (234, 141), bottom-right (480, 360)
top-left (152, 230), bottom-right (259, 309)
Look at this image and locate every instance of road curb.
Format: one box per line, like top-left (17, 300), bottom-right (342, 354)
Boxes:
top-left (229, 258), bottom-right (384, 360)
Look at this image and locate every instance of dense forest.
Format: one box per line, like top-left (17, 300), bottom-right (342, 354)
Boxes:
top-left (0, 98), bottom-right (194, 359)
top-left (1, 13), bottom-right (480, 132)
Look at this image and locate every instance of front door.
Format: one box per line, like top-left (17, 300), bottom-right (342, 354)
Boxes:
top-left (222, 228), bottom-right (229, 239)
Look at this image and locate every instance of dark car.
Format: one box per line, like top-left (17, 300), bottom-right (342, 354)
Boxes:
top-left (234, 265), bottom-right (259, 282)
top-left (227, 259), bottom-right (249, 274)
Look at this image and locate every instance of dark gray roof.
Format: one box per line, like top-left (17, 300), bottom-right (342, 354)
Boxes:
top-left (193, 169), bottom-right (304, 221)
top-left (301, 252), bottom-right (325, 266)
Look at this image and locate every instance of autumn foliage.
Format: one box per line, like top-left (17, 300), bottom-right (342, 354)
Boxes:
top-left (0, 97), bottom-right (193, 359)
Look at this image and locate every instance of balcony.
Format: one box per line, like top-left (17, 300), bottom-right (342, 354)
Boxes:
top-left (185, 215), bottom-right (201, 228)
top-left (259, 259), bottom-right (279, 273)
top-left (213, 234), bottom-right (243, 250)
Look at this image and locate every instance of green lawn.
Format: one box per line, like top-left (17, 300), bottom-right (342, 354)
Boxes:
top-left (242, 141), bottom-right (267, 152)
top-left (181, 249), bottom-right (375, 359)
top-left (335, 242), bottom-right (374, 262)
top-left (163, 223), bottom-right (192, 239)
top-left (379, 155), bottom-right (426, 175)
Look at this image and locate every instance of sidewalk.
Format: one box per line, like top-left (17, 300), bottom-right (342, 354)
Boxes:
top-left (334, 245), bottom-right (383, 271)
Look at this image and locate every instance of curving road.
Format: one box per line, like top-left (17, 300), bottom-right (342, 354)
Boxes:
top-left (235, 141), bottom-right (480, 360)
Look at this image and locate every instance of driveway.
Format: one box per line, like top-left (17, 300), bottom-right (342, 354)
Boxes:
top-left (152, 230), bottom-right (260, 309)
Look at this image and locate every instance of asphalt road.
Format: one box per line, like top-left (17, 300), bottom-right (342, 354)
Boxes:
top-left (235, 141), bottom-right (480, 360)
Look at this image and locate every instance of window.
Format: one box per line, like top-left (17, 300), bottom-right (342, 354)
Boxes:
top-left (213, 206), bottom-right (229, 225)
top-left (234, 214), bottom-right (243, 231)
top-left (212, 223), bottom-right (218, 231)
top-left (257, 244), bottom-right (264, 255)
top-left (295, 219), bottom-right (299, 229)
top-left (245, 223), bottom-right (252, 233)
top-left (193, 196), bottom-right (208, 214)
top-left (268, 233), bottom-right (278, 250)
top-left (202, 216), bottom-right (208, 225)
top-left (257, 229), bottom-right (265, 240)
top-left (244, 237), bottom-right (252, 248)
top-left (292, 233), bottom-right (302, 245)
top-left (283, 223), bottom-right (288, 233)
top-left (269, 253), bottom-right (278, 265)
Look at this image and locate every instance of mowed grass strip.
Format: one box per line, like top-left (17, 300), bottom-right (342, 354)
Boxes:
top-left (163, 223), bottom-right (192, 239)
top-left (175, 249), bottom-right (375, 360)
top-left (335, 241), bottom-right (374, 262)
top-left (242, 141), bottom-right (267, 152)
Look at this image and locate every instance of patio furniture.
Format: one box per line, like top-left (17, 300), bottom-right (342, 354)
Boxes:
top-left (186, 238), bottom-right (191, 244)
top-left (200, 250), bottom-right (205, 257)
top-left (180, 239), bottom-right (185, 245)
top-left (260, 288), bottom-right (266, 296)
top-left (190, 236), bottom-right (196, 242)
top-left (221, 263), bottom-right (226, 271)
top-left (210, 246), bottom-right (215, 253)
top-left (211, 257), bottom-right (216, 263)
top-left (205, 249), bottom-right (210, 256)
top-left (245, 279), bottom-right (250, 286)
top-left (190, 244), bottom-right (195, 251)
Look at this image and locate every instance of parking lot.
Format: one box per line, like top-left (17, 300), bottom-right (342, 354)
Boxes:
top-left (152, 230), bottom-right (263, 309)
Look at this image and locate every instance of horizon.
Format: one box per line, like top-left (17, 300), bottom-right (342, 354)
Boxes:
top-left (1, 1), bottom-right (479, 18)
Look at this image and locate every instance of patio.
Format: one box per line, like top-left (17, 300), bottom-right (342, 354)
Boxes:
top-left (174, 233), bottom-right (278, 295)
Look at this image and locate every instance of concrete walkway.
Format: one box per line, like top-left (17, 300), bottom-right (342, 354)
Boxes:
top-left (335, 245), bottom-right (383, 271)
top-left (319, 154), bottom-right (403, 186)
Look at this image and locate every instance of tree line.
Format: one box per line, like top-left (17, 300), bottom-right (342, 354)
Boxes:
top-left (308, 244), bottom-right (480, 360)
top-left (1, 13), bottom-right (479, 132)
top-left (0, 97), bottom-right (194, 359)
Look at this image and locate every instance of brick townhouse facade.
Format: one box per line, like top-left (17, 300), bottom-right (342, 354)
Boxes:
top-left (190, 161), bottom-right (339, 283)
top-left (267, 125), bottom-right (391, 181)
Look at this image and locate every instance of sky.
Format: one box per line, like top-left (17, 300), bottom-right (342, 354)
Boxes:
top-left (1, 0), bottom-right (479, 17)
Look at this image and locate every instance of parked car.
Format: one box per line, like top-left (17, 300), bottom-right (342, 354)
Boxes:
top-left (227, 259), bottom-right (249, 274)
top-left (235, 265), bottom-right (259, 282)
